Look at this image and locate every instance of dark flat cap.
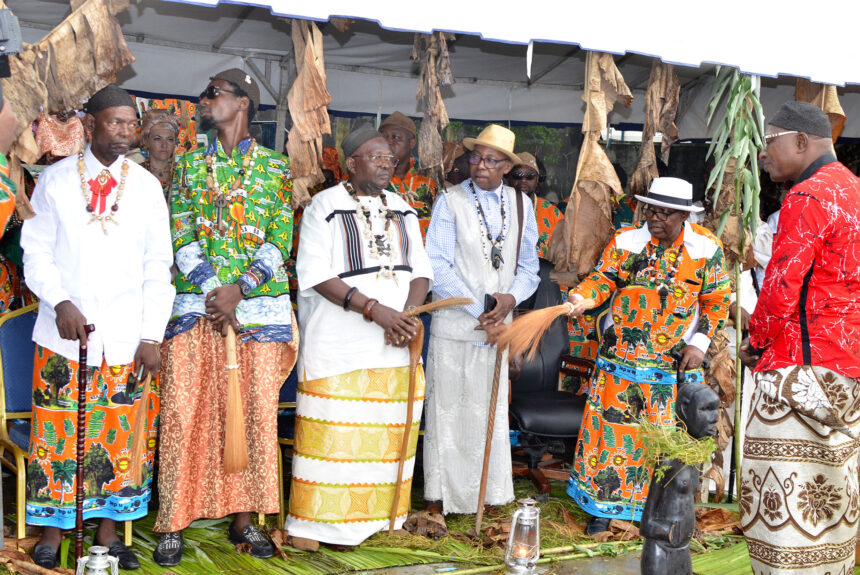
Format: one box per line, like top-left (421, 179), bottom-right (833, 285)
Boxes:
top-left (85, 84), bottom-right (135, 115)
top-left (211, 68), bottom-right (260, 109)
top-left (341, 124), bottom-right (385, 158)
top-left (769, 101), bottom-right (832, 139)
top-left (380, 111), bottom-right (416, 136)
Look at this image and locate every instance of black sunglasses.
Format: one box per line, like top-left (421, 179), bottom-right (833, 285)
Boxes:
top-left (510, 172), bottom-right (538, 181)
top-left (199, 85), bottom-right (238, 101)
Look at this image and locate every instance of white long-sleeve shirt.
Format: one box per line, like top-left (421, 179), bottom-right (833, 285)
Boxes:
top-left (21, 146), bottom-right (175, 366)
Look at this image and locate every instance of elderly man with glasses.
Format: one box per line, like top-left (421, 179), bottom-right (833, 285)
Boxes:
top-left (285, 125), bottom-right (432, 546)
top-left (422, 124), bottom-right (539, 520)
top-left (738, 101), bottom-right (860, 575)
top-left (507, 152), bottom-right (563, 260)
top-left (565, 177), bottom-right (730, 535)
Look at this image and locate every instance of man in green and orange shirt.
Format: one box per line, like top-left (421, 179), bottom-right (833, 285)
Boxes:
top-left (380, 111), bottom-right (437, 240)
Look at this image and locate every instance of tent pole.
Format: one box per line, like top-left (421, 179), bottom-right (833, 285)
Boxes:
top-left (275, 56), bottom-right (290, 154)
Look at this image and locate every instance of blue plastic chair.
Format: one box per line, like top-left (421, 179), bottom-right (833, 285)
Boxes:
top-left (0, 303), bottom-right (37, 541)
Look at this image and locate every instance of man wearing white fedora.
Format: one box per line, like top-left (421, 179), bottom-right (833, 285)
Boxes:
top-left (565, 176), bottom-right (730, 535)
top-left (422, 124), bottom-right (540, 517)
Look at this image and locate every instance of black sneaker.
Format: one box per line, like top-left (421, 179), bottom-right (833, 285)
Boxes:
top-left (153, 532), bottom-right (184, 567)
top-left (228, 523), bottom-right (274, 559)
top-left (105, 540), bottom-right (140, 570)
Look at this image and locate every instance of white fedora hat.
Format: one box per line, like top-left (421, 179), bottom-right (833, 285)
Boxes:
top-left (634, 177), bottom-right (703, 213)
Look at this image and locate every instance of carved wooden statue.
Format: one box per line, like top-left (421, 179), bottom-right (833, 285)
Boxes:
top-left (640, 382), bottom-right (719, 575)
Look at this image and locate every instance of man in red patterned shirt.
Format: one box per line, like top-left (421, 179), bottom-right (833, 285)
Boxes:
top-left (739, 101), bottom-right (860, 575)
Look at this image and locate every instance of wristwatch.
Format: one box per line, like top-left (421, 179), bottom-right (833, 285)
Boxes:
top-left (235, 278), bottom-right (253, 297)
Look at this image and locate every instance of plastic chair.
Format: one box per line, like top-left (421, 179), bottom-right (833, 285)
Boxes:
top-left (0, 303), bottom-right (132, 545)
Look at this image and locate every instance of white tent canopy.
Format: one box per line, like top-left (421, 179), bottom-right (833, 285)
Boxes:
top-left (10, 0), bottom-right (860, 138)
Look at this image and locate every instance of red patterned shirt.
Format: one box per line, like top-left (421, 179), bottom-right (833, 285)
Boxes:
top-left (750, 156), bottom-right (860, 377)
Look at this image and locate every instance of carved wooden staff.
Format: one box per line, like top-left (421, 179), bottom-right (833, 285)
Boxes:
top-left (76, 324), bottom-right (95, 561)
top-left (474, 345), bottom-right (503, 534)
top-left (387, 297), bottom-right (472, 532)
top-left (224, 325), bottom-right (249, 473)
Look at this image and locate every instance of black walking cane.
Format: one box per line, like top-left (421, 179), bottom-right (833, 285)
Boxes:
top-left (76, 324), bottom-right (95, 561)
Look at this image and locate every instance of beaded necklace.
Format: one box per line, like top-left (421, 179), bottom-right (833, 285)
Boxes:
top-left (468, 180), bottom-right (507, 269)
top-left (345, 181), bottom-right (397, 281)
top-left (644, 241), bottom-right (684, 311)
top-left (143, 156), bottom-right (174, 199)
top-left (78, 151), bottom-right (127, 235)
top-left (204, 139), bottom-right (258, 235)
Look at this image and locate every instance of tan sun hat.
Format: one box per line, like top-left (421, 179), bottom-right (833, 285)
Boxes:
top-left (462, 124), bottom-right (519, 163)
top-left (513, 152), bottom-right (540, 174)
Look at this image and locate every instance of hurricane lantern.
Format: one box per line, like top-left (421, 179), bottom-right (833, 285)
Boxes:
top-left (504, 497), bottom-right (540, 575)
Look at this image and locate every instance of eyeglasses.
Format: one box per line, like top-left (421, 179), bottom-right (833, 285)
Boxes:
top-left (763, 130), bottom-right (798, 147)
top-left (199, 85), bottom-right (238, 101)
top-left (469, 153), bottom-right (508, 169)
top-left (352, 153), bottom-right (399, 167)
top-left (510, 172), bottom-right (537, 181)
top-left (642, 206), bottom-right (682, 221)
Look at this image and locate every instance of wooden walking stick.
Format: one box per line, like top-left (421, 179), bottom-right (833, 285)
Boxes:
top-left (388, 321), bottom-right (424, 533)
top-left (387, 297), bottom-right (472, 531)
top-left (223, 325), bottom-right (249, 473)
top-left (75, 324), bottom-right (95, 561)
top-left (474, 346), bottom-right (504, 534)
top-left (130, 365), bottom-right (152, 486)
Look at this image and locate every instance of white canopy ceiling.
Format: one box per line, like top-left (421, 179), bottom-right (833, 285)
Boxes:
top-left (9, 0), bottom-right (860, 138)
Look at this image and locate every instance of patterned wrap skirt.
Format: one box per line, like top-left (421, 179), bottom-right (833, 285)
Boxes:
top-left (740, 365), bottom-right (860, 575)
top-left (567, 355), bottom-right (703, 521)
top-left (26, 346), bottom-right (159, 528)
top-left (154, 322), bottom-right (296, 532)
top-left (286, 366), bottom-right (424, 545)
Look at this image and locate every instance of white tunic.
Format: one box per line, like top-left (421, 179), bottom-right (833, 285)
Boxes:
top-left (21, 146), bottom-right (175, 365)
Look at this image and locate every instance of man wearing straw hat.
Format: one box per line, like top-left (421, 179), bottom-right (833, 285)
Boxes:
top-left (566, 177), bottom-right (729, 535)
top-left (285, 125), bottom-right (432, 546)
top-left (423, 124), bottom-right (539, 516)
top-left (21, 84), bottom-right (174, 570)
top-left (738, 101), bottom-right (860, 575)
top-left (153, 69), bottom-right (296, 565)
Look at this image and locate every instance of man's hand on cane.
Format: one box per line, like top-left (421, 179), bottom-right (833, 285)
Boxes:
top-left (55, 300), bottom-right (91, 348)
top-left (738, 337), bottom-right (761, 370)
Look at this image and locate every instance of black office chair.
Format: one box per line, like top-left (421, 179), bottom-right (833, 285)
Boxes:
top-left (509, 259), bottom-right (590, 498)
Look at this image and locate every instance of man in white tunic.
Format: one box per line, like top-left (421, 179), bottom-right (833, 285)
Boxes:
top-left (423, 124), bottom-right (539, 516)
top-left (286, 126), bottom-right (433, 545)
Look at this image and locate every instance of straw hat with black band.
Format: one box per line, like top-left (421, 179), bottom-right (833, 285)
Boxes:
top-left (634, 177), bottom-right (703, 213)
top-left (462, 124), bottom-right (520, 163)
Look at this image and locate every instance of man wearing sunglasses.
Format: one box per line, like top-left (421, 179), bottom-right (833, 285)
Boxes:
top-left (153, 69), bottom-right (296, 565)
top-left (738, 101), bottom-right (860, 575)
top-left (507, 152), bottom-right (562, 260)
top-left (423, 124), bottom-right (539, 520)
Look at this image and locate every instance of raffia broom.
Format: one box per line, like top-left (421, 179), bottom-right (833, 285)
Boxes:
top-left (130, 371), bottom-right (152, 486)
top-left (224, 325), bottom-right (249, 473)
top-left (495, 302), bottom-right (575, 360)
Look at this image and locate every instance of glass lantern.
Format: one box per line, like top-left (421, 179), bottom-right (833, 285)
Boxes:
top-left (504, 498), bottom-right (540, 575)
top-left (76, 545), bottom-right (119, 575)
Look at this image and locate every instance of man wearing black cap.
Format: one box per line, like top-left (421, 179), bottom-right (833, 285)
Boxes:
top-left (153, 69), bottom-right (295, 565)
top-left (738, 101), bottom-right (860, 575)
top-left (285, 125), bottom-right (431, 545)
top-left (20, 84), bottom-right (175, 570)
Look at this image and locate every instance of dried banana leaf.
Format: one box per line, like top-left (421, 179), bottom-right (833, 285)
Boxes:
top-left (796, 78), bottom-right (845, 142)
top-left (630, 62), bottom-right (680, 197)
top-left (413, 32), bottom-right (454, 189)
top-left (582, 52), bottom-right (633, 133)
top-left (0, 0), bottom-right (133, 164)
top-left (286, 19), bottom-right (332, 208)
top-left (705, 329), bottom-right (736, 406)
